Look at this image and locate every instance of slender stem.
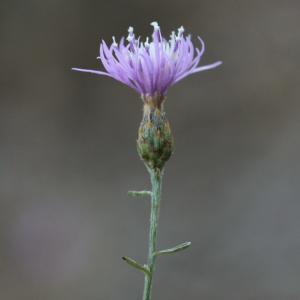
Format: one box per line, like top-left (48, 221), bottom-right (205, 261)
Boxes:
top-left (142, 168), bottom-right (163, 300)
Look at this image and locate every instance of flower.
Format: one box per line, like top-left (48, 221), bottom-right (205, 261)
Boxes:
top-left (72, 22), bottom-right (222, 100)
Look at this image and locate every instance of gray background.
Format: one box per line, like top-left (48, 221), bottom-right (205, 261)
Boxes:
top-left (1, 0), bottom-right (300, 299)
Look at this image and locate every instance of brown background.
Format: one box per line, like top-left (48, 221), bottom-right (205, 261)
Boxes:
top-left (1, 0), bottom-right (300, 299)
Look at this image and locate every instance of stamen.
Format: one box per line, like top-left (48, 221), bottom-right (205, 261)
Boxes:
top-left (127, 26), bottom-right (135, 43)
top-left (176, 26), bottom-right (185, 41)
top-left (178, 26), bottom-right (185, 35)
top-left (150, 21), bottom-right (160, 31)
top-left (170, 31), bottom-right (176, 40)
top-left (127, 35), bottom-right (134, 42)
top-left (151, 21), bottom-right (161, 42)
top-left (128, 26), bottom-right (134, 34)
top-left (112, 36), bottom-right (118, 47)
top-left (144, 37), bottom-right (150, 48)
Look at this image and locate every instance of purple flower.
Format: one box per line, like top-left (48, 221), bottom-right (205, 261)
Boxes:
top-left (72, 22), bottom-right (222, 99)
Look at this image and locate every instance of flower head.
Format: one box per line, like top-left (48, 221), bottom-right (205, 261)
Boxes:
top-left (73, 22), bottom-right (222, 101)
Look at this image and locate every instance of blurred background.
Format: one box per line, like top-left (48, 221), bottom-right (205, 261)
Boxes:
top-left (1, 0), bottom-right (300, 299)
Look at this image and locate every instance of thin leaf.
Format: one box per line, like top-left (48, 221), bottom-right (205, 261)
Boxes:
top-left (155, 242), bottom-right (191, 256)
top-left (128, 190), bottom-right (152, 197)
top-left (122, 256), bottom-right (151, 277)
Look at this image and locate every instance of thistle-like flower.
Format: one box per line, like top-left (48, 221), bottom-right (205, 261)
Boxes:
top-left (72, 21), bottom-right (222, 103)
top-left (73, 22), bottom-right (221, 170)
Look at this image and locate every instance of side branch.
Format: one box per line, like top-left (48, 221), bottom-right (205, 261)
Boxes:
top-left (122, 256), bottom-right (151, 277)
top-left (155, 241), bottom-right (191, 256)
top-left (128, 191), bottom-right (152, 197)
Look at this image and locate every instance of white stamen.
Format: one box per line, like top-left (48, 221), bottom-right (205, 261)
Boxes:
top-left (144, 37), bottom-right (150, 48)
top-left (112, 36), bottom-right (118, 47)
top-left (175, 26), bottom-right (184, 42)
top-left (178, 26), bottom-right (185, 35)
top-left (128, 26), bottom-right (134, 33)
top-left (127, 26), bottom-right (135, 43)
top-left (150, 21), bottom-right (160, 31)
top-left (127, 34), bottom-right (134, 42)
top-left (170, 31), bottom-right (175, 40)
top-left (176, 26), bottom-right (185, 41)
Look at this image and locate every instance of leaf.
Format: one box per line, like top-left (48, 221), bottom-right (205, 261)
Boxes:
top-left (128, 191), bottom-right (152, 197)
top-left (122, 256), bottom-right (151, 277)
top-left (155, 242), bottom-right (191, 256)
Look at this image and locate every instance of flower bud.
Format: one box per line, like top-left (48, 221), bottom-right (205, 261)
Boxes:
top-left (137, 97), bottom-right (174, 170)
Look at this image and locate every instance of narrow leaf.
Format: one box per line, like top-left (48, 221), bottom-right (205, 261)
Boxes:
top-left (128, 190), bottom-right (152, 197)
top-left (122, 256), bottom-right (151, 276)
top-left (155, 241), bottom-right (191, 256)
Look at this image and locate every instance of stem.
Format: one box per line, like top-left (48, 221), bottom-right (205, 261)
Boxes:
top-left (142, 168), bottom-right (163, 300)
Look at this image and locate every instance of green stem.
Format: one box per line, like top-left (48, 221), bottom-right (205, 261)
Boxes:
top-left (142, 168), bottom-right (163, 300)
